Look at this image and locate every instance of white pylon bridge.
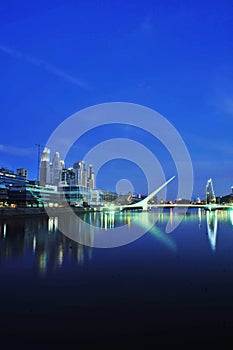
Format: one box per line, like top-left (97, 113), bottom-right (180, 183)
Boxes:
top-left (100, 176), bottom-right (232, 212)
top-left (119, 176), bottom-right (175, 211)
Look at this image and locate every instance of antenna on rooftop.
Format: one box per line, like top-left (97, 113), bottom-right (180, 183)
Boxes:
top-left (35, 144), bottom-right (44, 184)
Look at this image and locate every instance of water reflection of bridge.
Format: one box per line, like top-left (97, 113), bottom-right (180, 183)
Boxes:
top-left (115, 176), bottom-right (232, 212)
top-left (0, 208), bottom-right (232, 270)
top-left (199, 209), bottom-right (233, 252)
top-left (206, 210), bottom-right (218, 251)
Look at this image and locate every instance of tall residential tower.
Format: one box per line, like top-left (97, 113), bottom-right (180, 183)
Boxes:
top-left (39, 148), bottom-right (51, 185)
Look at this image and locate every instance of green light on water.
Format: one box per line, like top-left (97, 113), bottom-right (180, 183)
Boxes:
top-left (148, 225), bottom-right (177, 252)
top-left (131, 212), bottom-right (176, 252)
top-left (230, 210), bottom-right (233, 226)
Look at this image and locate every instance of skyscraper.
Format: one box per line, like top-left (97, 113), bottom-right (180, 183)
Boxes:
top-left (73, 161), bottom-right (87, 186)
top-left (50, 152), bottom-right (62, 186)
top-left (40, 148), bottom-right (50, 185)
top-left (59, 161), bottom-right (93, 188)
top-left (87, 164), bottom-right (95, 189)
top-left (60, 160), bottom-right (65, 170)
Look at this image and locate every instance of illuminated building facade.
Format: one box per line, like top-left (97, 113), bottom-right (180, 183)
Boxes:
top-left (0, 184), bottom-right (8, 205)
top-left (0, 168), bottom-right (28, 187)
top-left (40, 148), bottom-right (65, 186)
top-left (59, 184), bottom-right (91, 206)
top-left (8, 185), bottom-right (60, 207)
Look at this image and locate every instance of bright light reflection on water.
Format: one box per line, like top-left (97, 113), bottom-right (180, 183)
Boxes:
top-left (229, 209), bottom-right (233, 226)
top-left (0, 209), bottom-right (233, 346)
top-left (0, 209), bottom-right (232, 272)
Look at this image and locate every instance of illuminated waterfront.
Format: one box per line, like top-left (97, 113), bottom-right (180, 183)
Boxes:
top-left (0, 209), bottom-right (233, 346)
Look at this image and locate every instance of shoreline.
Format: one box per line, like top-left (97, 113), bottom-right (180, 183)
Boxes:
top-left (0, 206), bottom-right (94, 217)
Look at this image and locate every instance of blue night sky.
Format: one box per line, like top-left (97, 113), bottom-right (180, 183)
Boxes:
top-left (0, 0), bottom-right (232, 200)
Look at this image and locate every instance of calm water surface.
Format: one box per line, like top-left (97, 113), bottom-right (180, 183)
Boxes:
top-left (0, 208), bottom-right (233, 347)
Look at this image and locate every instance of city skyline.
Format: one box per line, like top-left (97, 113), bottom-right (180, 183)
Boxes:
top-left (39, 147), bottom-right (95, 190)
top-left (0, 0), bottom-right (233, 199)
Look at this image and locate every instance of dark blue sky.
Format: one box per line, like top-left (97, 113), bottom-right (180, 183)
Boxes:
top-left (0, 0), bottom-right (232, 199)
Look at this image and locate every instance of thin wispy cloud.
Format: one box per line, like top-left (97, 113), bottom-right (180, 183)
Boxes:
top-left (0, 144), bottom-right (35, 157)
top-left (0, 44), bottom-right (90, 90)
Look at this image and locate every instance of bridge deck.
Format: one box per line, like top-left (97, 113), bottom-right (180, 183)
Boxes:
top-left (121, 203), bottom-right (233, 211)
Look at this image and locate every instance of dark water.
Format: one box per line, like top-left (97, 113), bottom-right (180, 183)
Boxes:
top-left (0, 208), bottom-right (233, 348)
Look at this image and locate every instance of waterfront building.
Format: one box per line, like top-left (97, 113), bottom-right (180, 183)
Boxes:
top-left (59, 184), bottom-right (91, 206)
top-left (0, 183), bottom-right (8, 206)
top-left (0, 167), bottom-right (28, 187)
top-left (0, 168), bottom-right (28, 206)
top-left (0, 166), bottom-right (61, 207)
top-left (8, 184), bottom-right (60, 207)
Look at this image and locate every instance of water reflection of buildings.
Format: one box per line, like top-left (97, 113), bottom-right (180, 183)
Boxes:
top-left (0, 211), bottom-right (175, 266)
top-left (0, 216), bottom-right (94, 275)
top-left (0, 212), bottom-right (133, 273)
top-left (1, 210), bottom-right (232, 267)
